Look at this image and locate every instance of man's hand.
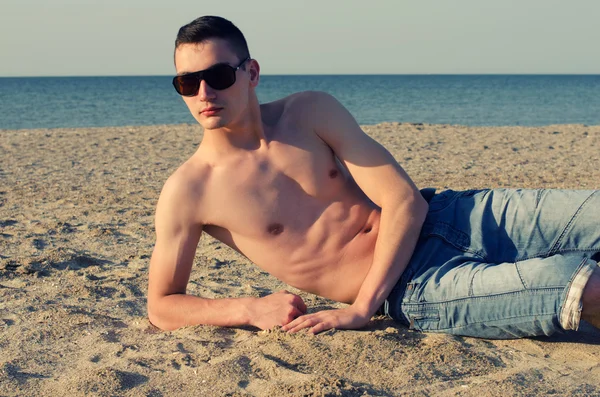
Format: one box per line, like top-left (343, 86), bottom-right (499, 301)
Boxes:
top-left (280, 305), bottom-right (372, 335)
top-left (248, 290), bottom-right (308, 330)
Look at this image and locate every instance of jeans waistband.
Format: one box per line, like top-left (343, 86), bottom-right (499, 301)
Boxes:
top-left (420, 187), bottom-right (436, 203)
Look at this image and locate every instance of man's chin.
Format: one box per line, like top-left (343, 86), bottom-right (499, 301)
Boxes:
top-left (196, 117), bottom-right (227, 131)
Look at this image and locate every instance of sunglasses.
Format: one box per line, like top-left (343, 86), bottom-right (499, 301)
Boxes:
top-left (172, 57), bottom-right (250, 96)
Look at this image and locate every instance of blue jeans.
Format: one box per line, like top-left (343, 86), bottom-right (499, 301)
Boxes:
top-left (386, 188), bottom-right (600, 339)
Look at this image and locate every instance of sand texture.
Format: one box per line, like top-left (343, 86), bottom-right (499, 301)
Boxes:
top-left (1, 123), bottom-right (600, 396)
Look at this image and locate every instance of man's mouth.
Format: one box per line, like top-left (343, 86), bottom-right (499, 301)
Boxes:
top-left (201, 107), bottom-right (222, 116)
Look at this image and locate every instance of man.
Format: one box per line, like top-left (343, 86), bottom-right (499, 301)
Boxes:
top-left (147, 15), bottom-right (600, 339)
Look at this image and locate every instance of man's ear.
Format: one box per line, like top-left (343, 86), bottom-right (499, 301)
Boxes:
top-left (248, 59), bottom-right (260, 87)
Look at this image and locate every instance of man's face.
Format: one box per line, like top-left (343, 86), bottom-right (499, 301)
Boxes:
top-left (174, 39), bottom-right (251, 130)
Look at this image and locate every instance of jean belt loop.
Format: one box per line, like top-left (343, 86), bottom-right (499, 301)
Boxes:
top-left (383, 299), bottom-right (390, 317)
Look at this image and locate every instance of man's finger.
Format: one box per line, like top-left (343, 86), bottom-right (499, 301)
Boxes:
top-left (310, 322), bottom-right (329, 335)
top-left (281, 314), bottom-right (306, 331)
top-left (287, 316), bottom-right (320, 333)
top-left (294, 296), bottom-right (308, 314)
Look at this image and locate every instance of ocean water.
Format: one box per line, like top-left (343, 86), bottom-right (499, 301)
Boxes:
top-left (0, 75), bottom-right (599, 130)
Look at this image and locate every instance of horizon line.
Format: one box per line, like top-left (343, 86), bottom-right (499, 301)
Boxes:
top-left (1, 72), bottom-right (600, 78)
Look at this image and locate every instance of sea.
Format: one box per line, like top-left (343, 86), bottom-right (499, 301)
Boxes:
top-left (0, 75), bottom-right (599, 130)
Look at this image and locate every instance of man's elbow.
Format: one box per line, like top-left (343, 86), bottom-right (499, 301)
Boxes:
top-left (147, 299), bottom-right (180, 332)
top-left (400, 189), bottom-right (429, 225)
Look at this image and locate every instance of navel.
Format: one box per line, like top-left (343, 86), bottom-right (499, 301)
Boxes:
top-left (329, 169), bottom-right (338, 178)
top-left (363, 225), bottom-right (372, 233)
top-left (267, 223), bottom-right (284, 235)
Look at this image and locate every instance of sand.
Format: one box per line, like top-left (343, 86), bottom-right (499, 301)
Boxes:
top-left (1, 122), bottom-right (599, 396)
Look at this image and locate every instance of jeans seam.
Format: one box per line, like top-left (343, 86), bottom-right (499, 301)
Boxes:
top-left (468, 267), bottom-right (482, 296)
top-left (549, 191), bottom-right (596, 255)
top-left (535, 189), bottom-right (545, 207)
top-left (550, 247), bottom-right (600, 256)
top-left (516, 248), bottom-right (600, 262)
top-left (434, 312), bottom-right (557, 331)
top-left (514, 262), bottom-right (529, 289)
top-left (402, 287), bottom-right (563, 307)
top-left (428, 224), bottom-right (486, 259)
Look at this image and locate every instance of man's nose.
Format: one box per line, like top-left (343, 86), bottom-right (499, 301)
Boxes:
top-left (197, 79), bottom-right (216, 101)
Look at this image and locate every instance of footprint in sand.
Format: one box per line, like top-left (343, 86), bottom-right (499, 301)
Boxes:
top-left (45, 248), bottom-right (108, 271)
top-left (89, 354), bottom-right (102, 363)
top-left (0, 231), bottom-right (12, 240)
top-left (68, 367), bottom-right (148, 395)
top-left (1, 248), bottom-right (109, 276)
top-left (32, 238), bottom-right (47, 250)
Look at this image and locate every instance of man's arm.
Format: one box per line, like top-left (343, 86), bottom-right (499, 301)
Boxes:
top-left (147, 174), bottom-right (307, 331)
top-left (282, 91), bottom-right (428, 334)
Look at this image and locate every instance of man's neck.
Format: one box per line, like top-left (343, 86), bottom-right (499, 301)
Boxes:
top-left (199, 95), bottom-right (268, 155)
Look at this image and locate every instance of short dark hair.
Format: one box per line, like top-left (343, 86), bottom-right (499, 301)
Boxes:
top-left (175, 16), bottom-right (250, 62)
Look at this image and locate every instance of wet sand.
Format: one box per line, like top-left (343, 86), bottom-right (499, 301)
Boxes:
top-left (1, 122), bottom-right (599, 396)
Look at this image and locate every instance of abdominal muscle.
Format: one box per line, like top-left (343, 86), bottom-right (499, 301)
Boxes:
top-left (288, 205), bottom-right (381, 304)
top-left (216, 195), bottom-right (382, 305)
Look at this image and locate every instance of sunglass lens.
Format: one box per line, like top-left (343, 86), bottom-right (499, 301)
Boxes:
top-left (173, 75), bottom-right (199, 96)
top-left (204, 64), bottom-right (236, 90)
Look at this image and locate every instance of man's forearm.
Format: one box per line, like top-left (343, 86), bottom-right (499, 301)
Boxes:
top-left (352, 190), bottom-right (428, 316)
top-left (148, 293), bottom-right (254, 331)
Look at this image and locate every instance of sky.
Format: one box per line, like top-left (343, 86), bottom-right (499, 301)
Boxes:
top-left (1, 0), bottom-right (599, 77)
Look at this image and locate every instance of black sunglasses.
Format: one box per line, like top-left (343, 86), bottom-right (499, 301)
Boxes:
top-left (172, 57), bottom-right (250, 96)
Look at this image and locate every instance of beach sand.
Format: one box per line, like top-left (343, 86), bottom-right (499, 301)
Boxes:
top-left (1, 123), bottom-right (600, 396)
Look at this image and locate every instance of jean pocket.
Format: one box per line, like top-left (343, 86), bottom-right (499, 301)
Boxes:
top-left (406, 307), bottom-right (441, 331)
top-left (427, 189), bottom-right (462, 213)
top-left (469, 262), bottom-right (526, 297)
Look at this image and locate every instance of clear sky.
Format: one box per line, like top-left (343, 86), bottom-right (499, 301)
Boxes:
top-left (1, 0), bottom-right (599, 77)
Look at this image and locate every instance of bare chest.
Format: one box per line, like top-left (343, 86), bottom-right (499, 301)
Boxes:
top-left (203, 132), bottom-right (347, 238)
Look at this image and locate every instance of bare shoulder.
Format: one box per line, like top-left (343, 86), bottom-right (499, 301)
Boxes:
top-left (285, 90), bottom-right (336, 106)
top-left (286, 90), bottom-right (339, 116)
top-left (155, 159), bottom-right (211, 227)
top-left (264, 91), bottom-right (340, 129)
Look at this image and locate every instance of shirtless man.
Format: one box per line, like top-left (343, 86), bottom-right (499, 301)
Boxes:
top-left (148, 15), bottom-right (600, 339)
